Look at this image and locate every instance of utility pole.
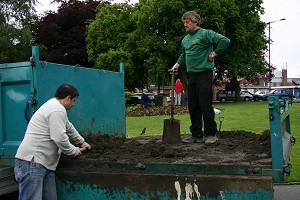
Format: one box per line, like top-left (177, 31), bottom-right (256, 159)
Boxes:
top-left (267, 18), bottom-right (286, 87)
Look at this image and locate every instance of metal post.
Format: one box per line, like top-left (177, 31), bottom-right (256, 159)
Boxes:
top-left (267, 18), bottom-right (286, 87)
top-left (268, 22), bottom-right (271, 70)
top-left (268, 96), bottom-right (293, 183)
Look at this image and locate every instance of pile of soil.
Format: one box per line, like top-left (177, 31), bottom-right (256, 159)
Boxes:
top-left (60, 106), bottom-right (271, 167)
top-left (60, 130), bottom-right (271, 166)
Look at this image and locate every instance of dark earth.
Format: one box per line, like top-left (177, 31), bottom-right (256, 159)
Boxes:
top-left (60, 106), bottom-right (271, 167)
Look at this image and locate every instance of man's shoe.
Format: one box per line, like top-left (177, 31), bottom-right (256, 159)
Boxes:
top-left (182, 136), bottom-right (204, 143)
top-left (205, 136), bottom-right (218, 144)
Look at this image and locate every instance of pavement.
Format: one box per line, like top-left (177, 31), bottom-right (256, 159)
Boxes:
top-left (274, 183), bottom-right (300, 200)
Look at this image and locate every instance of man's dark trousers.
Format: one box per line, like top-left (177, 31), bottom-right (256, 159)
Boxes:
top-left (187, 70), bottom-right (217, 138)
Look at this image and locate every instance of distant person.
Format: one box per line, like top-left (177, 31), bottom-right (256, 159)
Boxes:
top-left (14, 84), bottom-right (91, 200)
top-left (174, 78), bottom-right (184, 106)
top-left (141, 89), bottom-right (152, 108)
top-left (171, 11), bottom-right (230, 144)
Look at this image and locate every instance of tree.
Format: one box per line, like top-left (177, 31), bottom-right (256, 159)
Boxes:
top-left (86, 0), bottom-right (268, 94)
top-left (132, 0), bottom-right (186, 91)
top-left (86, 0), bottom-right (186, 90)
top-left (0, 0), bottom-right (37, 63)
top-left (32, 0), bottom-right (99, 67)
top-left (86, 2), bottom-right (140, 90)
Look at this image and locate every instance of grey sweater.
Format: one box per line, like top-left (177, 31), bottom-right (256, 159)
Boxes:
top-left (15, 98), bottom-right (84, 171)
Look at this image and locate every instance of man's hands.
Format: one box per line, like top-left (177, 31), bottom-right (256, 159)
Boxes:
top-left (81, 142), bottom-right (91, 150)
top-left (171, 63), bottom-right (180, 73)
top-left (74, 142), bottom-right (92, 157)
top-left (74, 147), bottom-right (82, 157)
top-left (208, 52), bottom-right (218, 62)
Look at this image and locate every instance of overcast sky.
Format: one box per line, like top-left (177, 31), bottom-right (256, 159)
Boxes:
top-left (261, 0), bottom-right (300, 78)
top-left (36, 0), bottom-right (300, 78)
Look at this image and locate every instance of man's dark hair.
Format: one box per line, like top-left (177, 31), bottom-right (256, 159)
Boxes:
top-left (54, 84), bottom-right (79, 99)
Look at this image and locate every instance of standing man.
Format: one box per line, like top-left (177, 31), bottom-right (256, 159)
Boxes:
top-left (141, 89), bottom-right (152, 108)
top-left (14, 84), bottom-right (91, 200)
top-left (171, 11), bottom-right (230, 144)
top-left (174, 78), bottom-right (184, 106)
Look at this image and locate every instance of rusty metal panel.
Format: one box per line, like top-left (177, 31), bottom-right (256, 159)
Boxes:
top-left (56, 171), bottom-right (273, 200)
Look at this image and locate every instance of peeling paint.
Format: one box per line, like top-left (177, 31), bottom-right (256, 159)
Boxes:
top-left (185, 183), bottom-right (193, 200)
top-left (174, 181), bottom-right (181, 200)
top-left (193, 183), bottom-right (201, 200)
top-left (90, 117), bottom-right (95, 125)
top-left (220, 190), bottom-right (226, 200)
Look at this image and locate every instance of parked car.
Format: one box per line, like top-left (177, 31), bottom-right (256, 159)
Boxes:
top-left (254, 90), bottom-right (269, 101)
top-left (217, 90), bottom-right (257, 102)
top-left (125, 96), bottom-right (141, 105)
top-left (240, 91), bottom-right (253, 101)
top-left (252, 93), bottom-right (263, 101)
top-left (216, 90), bottom-right (235, 102)
top-left (263, 89), bottom-right (295, 101)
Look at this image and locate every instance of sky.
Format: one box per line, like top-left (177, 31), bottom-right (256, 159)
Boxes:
top-left (35, 0), bottom-right (300, 78)
top-left (261, 0), bottom-right (300, 78)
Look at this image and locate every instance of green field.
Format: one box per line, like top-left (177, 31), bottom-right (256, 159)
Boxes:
top-left (126, 101), bottom-right (300, 182)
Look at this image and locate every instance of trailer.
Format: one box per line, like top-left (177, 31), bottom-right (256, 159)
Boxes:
top-left (55, 95), bottom-right (294, 200)
top-left (0, 47), bottom-right (295, 199)
top-left (0, 46), bottom-right (125, 196)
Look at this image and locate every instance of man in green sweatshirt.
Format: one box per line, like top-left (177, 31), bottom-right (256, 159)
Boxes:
top-left (171, 11), bottom-right (230, 144)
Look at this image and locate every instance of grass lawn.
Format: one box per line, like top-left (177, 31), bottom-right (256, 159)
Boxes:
top-left (126, 101), bottom-right (300, 182)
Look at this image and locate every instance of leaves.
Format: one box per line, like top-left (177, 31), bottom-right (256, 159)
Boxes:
top-left (32, 0), bottom-right (99, 67)
top-left (2, 0), bottom-right (268, 93)
top-left (0, 0), bottom-right (37, 63)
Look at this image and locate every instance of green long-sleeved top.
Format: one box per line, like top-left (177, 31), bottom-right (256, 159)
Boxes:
top-left (177, 28), bottom-right (230, 73)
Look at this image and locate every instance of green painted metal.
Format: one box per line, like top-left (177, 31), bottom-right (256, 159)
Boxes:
top-left (268, 96), bottom-right (294, 183)
top-left (56, 170), bottom-right (273, 200)
top-left (0, 62), bottom-right (34, 159)
top-left (56, 159), bottom-right (274, 199)
top-left (0, 46), bottom-right (126, 160)
top-left (58, 159), bottom-right (272, 176)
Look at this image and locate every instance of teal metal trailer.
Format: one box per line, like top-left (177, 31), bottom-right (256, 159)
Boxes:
top-left (0, 46), bottom-right (125, 195)
top-left (54, 96), bottom-right (295, 200)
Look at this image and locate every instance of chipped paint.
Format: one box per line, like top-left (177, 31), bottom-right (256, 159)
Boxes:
top-left (185, 183), bottom-right (193, 200)
top-left (220, 190), bottom-right (226, 200)
top-left (90, 117), bottom-right (95, 125)
top-left (193, 183), bottom-right (201, 200)
top-left (174, 181), bottom-right (181, 200)
top-left (174, 181), bottom-right (201, 200)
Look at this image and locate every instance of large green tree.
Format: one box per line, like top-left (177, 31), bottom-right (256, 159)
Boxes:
top-left (86, 0), bottom-right (185, 90)
top-left (86, 2), bottom-right (139, 90)
top-left (86, 0), bottom-right (268, 92)
top-left (0, 0), bottom-right (37, 63)
top-left (133, 0), bottom-right (186, 91)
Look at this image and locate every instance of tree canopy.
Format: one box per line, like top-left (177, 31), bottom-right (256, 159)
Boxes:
top-left (86, 0), bottom-right (268, 91)
top-left (0, 0), bottom-right (37, 63)
top-left (2, 0), bottom-right (270, 93)
top-left (32, 0), bottom-right (99, 67)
